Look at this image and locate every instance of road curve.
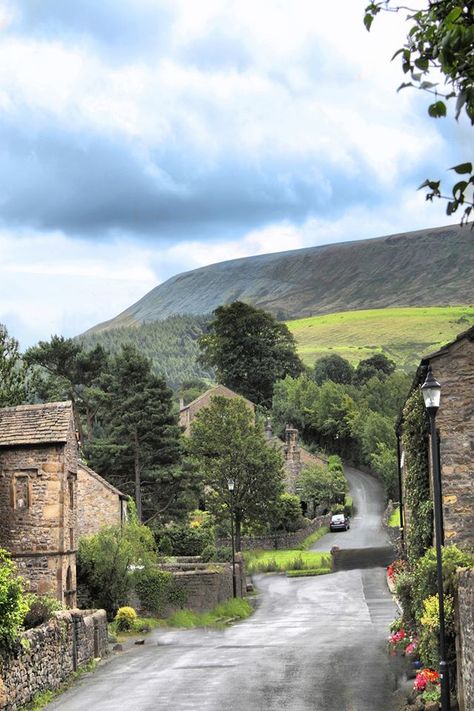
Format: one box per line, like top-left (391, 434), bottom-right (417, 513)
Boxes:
top-left (45, 465), bottom-right (397, 711)
top-left (311, 465), bottom-right (391, 551)
top-left (46, 569), bottom-right (397, 711)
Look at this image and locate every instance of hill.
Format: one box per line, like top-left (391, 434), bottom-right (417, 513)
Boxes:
top-left (287, 306), bottom-right (474, 371)
top-left (86, 224), bottom-right (474, 334)
top-left (79, 306), bottom-right (474, 385)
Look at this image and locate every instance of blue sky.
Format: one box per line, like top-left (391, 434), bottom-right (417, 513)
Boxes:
top-left (0, 0), bottom-right (468, 347)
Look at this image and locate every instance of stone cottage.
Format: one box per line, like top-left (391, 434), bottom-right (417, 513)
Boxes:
top-left (0, 401), bottom-right (78, 606)
top-left (76, 461), bottom-right (128, 539)
top-left (180, 386), bottom-right (326, 492)
top-left (0, 401), bottom-right (128, 606)
top-left (179, 384), bottom-right (255, 435)
top-left (399, 325), bottom-right (474, 549)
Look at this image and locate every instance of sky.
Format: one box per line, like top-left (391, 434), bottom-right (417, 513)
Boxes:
top-left (0, 0), bottom-right (469, 348)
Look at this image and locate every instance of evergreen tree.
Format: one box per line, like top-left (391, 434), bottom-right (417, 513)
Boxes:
top-left (198, 301), bottom-right (303, 408)
top-left (24, 336), bottom-right (108, 442)
top-left (87, 345), bottom-right (182, 521)
top-left (0, 325), bottom-right (27, 407)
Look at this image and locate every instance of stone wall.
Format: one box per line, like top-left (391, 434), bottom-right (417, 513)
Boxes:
top-left (0, 436), bottom-right (78, 605)
top-left (456, 567), bottom-right (474, 711)
top-left (217, 515), bottom-right (330, 551)
top-left (76, 463), bottom-right (125, 540)
top-left (426, 335), bottom-right (474, 549)
top-left (0, 609), bottom-right (107, 711)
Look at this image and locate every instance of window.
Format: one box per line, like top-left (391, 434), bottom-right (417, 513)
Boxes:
top-left (12, 474), bottom-right (30, 510)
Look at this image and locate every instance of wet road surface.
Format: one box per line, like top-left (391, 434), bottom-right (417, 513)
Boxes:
top-left (47, 467), bottom-right (397, 711)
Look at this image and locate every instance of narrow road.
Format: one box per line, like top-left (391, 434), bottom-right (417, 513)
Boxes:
top-left (47, 467), bottom-right (397, 711)
top-left (312, 465), bottom-right (391, 551)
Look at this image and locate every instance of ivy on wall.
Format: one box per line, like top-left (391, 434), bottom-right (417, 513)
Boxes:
top-left (401, 388), bottom-right (433, 565)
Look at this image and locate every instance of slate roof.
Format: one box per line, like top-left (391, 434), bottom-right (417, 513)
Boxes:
top-left (0, 401), bottom-right (74, 446)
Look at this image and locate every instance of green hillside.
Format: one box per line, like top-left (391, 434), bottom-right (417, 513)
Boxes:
top-left (286, 306), bottom-right (474, 370)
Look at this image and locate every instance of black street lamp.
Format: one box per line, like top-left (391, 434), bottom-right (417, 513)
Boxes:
top-left (421, 365), bottom-right (451, 711)
top-left (227, 478), bottom-right (237, 598)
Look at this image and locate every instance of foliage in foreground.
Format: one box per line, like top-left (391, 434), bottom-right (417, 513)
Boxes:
top-left (0, 547), bottom-right (29, 651)
top-left (365, 1), bottom-right (474, 222)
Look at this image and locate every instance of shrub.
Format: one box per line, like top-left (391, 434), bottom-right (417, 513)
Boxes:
top-left (134, 567), bottom-right (184, 615)
top-left (77, 522), bottom-right (156, 618)
top-left (23, 595), bottom-right (62, 630)
top-left (344, 495), bottom-right (353, 517)
top-left (200, 545), bottom-right (233, 563)
top-left (153, 523), bottom-right (214, 556)
top-left (114, 607), bottom-right (137, 631)
top-left (411, 545), bottom-right (473, 621)
top-left (0, 547), bottom-right (29, 651)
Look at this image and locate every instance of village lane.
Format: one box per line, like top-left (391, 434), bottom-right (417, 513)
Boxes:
top-left (46, 468), bottom-right (398, 711)
top-left (311, 465), bottom-right (391, 551)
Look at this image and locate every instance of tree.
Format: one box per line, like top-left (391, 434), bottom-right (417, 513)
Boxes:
top-left (198, 301), bottom-right (303, 408)
top-left (353, 353), bottom-right (395, 385)
top-left (298, 462), bottom-right (347, 517)
top-left (87, 345), bottom-right (182, 522)
top-left (313, 354), bottom-right (354, 385)
top-left (189, 396), bottom-right (284, 550)
top-left (24, 336), bottom-right (109, 443)
top-left (0, 324), bottom-right (27, 407)
top-left (364, 1), bottom-right (474, 221)
top-left (271, 493), bottom-right (306, 532)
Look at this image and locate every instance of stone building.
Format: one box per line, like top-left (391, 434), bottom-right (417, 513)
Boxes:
top-left (179, 384), bottom-right (255, 435)
top-left (0, 401), bottom-right (127, 606)
top-left (0, 401), bottom-right (78, 606)
top-left (399, 325), bottom-right (474, 549)
top-left (264, 421), bottom-right (328, 493)
top-left (180, 386), bottom-right (326, 493)
top-left (76, 461), bottom-right (128, 539)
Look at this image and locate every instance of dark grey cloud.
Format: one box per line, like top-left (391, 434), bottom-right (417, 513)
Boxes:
top-left (0, 106), bottom-right (399, 240)
top-left (13, 0), bottom-right (175, 62)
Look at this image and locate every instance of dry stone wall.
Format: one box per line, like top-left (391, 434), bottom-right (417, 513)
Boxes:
top-left (217, 515), bottom-right (330, 551)
top-left (0, 609), bottom-right (107, 711)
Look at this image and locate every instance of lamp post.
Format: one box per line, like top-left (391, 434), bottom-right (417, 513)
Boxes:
top-left (227, 478), bottom-right (237, 598)
top-left (421, 365), bottom-right (451, 711)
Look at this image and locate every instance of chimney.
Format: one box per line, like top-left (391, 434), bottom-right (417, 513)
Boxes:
top-left (284, 424), bottom-right (300, 463)
top-left (179, 398), bottom-right (184, 410)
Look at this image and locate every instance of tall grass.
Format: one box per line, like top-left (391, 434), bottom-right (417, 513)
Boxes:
top-left (166, 598), bottom-right (253, 629)
top-left (244, 549), bottom-right (331, 574)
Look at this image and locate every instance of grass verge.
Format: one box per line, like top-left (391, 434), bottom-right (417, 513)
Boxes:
top-left (297, 526), bottom-right (330, 550)
top-left (166, 598), bottom-right (253, 629)
top-left (388, 506), bottom-right (401, 527)
top-left (109, 615), bottom-right (164, 640)
top-left (287, 568), bottom-right (332, 578)
top-left (244, 549), bottom-right (331, 574)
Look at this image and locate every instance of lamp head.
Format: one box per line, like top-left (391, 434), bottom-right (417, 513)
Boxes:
top-left (421, 365), bottom-right (441, 412)
top-left (227, 478), bottom-right (235, 492)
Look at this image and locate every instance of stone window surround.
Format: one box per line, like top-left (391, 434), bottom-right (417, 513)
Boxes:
top-left (7, 467), bottom-right (38, 511)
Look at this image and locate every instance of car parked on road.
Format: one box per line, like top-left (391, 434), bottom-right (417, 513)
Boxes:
top-left (330, 513), bottom-right (350, 532)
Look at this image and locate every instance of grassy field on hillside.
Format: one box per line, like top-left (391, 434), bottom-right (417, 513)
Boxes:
top-left (286, 306), bottom-right (474, 370)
